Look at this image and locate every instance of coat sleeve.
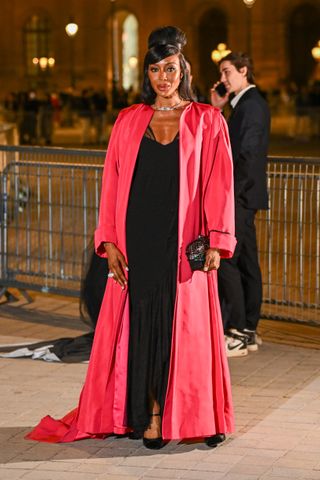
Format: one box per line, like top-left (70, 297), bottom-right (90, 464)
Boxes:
top-left (94, 113), bottom-right (123, 257)
top-left (203, 111), bottom-right (237, 259)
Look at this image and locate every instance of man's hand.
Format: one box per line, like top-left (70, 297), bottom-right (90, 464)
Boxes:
top-left (210, 82), bottom-right (229, 109)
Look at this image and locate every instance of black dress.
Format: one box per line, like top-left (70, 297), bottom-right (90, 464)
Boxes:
top-left (126, 129), bottom-right (179, 432)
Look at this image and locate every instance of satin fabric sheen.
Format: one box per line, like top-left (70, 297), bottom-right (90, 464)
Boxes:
top-left (26, 102), bottom-right (237, 443)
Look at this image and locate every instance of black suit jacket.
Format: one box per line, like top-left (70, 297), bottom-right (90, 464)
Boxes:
top-left (228, 87), bottom-right (270, 210)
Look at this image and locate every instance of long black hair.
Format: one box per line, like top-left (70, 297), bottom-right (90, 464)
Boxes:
top-left (141, 43), bottom-right (195, 105)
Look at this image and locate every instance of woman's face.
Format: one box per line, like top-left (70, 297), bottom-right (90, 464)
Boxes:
top-left (148, 54), bottom-right (182, 99)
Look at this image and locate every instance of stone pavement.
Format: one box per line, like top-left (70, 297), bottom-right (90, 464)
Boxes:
top-left (0, 292), bottom-right (320, 480)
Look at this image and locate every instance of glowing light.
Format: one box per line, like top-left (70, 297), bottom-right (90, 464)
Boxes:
top-left (311, 41), bottom-right (320, 61)
top-left (65, 22), bottom-right (78, 37)
top-left (222, 49), bottom-right (231, 58)
top-left (211, 50), bottom-right (221, 63)
top-left (211, 44), bottom-right (231, 63)
top-left (217, 43), bottom-right (227, 52)
top-left (32, 57), bottom-right (39, 65)
top-left (128, 56), bottom-right (138, 68)
top-left (243, 0), bottom-right (256, 7)
top-left (39, 57), bottom-right (48, 69)
top-left (48, 57), bottom-right (55, 67)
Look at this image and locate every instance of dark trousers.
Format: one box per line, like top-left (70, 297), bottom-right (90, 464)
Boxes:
top-left (218, 205), bottom-right (262, 332)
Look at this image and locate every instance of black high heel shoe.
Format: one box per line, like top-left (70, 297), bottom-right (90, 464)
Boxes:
top-left (143, 413), bottom-right (166, 450)
top-left (205, 433), bottom-right (226, 448)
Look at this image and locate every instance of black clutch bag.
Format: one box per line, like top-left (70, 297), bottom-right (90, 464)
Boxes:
top-left (186, 235), bottom-right (209, 271)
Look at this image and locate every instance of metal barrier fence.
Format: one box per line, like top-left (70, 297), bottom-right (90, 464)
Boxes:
top-left (0, 146), bottom-right (319, 325)
top-left (256, 157), bottom-right (320, 325)
top-left (0, 146), bottom-right (105, 297)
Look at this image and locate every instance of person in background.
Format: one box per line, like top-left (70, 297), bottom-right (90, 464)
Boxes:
top-left (92, 89), bottom-right (108, 145)
top-left (20, 91), bottom-right (39, 145)
top-left (211, 52), bottom-right (270, 358)
top-left (4, 92), bottom-right (19, 123)
top-left (38, 93), bottom-right (54, 145)
top-left (78, 89), bottom-right (93, 145)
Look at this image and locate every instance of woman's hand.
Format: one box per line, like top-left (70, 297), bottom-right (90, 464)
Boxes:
top-left (203, 248), bottom-right (221, 272)
top-left (104, 242), bottom-right (128, 289)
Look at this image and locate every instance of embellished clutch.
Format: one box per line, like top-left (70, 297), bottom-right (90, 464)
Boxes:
top-left (186, 235), bottom-right (209, 271)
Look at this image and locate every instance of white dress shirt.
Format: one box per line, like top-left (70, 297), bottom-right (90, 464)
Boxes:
top-left (230, 84), bottom-right (256, 109)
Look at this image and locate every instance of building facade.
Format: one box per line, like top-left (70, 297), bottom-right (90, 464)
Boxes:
top-left (0, 0), bottom-right (319, 100)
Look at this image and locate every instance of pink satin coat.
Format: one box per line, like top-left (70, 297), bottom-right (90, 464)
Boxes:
top-left (26, 102), bottom-right (237, 443)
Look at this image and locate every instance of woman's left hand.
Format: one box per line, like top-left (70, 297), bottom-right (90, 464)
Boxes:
top-left (203, 248), bottom-right (221, 272)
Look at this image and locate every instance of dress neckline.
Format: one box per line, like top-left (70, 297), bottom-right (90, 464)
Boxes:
top-left (144, 125), bottom-right (179, 146)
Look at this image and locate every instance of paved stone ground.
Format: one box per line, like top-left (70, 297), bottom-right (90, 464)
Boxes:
top-left (0, 292), bottom-right (320, 480)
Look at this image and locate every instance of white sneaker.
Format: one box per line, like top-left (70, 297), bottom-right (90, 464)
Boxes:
top-left (225, 334), bottom-right (248, 357)
top-left (242, 329), bottom-right (262, 352)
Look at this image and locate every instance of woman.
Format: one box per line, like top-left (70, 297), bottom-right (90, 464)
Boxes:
top-left (26, 31), bottom-right (236, 449)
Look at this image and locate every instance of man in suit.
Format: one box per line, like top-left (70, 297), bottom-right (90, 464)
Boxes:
top-left (211, 52), bottom-right (270, 357)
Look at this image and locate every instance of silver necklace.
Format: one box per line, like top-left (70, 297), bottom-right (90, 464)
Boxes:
top-left (153, 99), bottom-right (182, 111)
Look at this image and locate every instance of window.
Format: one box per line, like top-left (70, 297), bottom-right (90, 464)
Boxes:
top-left (24, 15), bottom-right (52, 76)
top-left (122, 14), bottom-right (139, 91)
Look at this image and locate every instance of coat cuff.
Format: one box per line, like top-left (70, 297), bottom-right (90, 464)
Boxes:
top-left (94, 226), bottom-right (117, 258)
top-left (209, 230), bottom-right (237, 259)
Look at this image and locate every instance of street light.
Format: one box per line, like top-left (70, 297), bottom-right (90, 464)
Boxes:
top-left (65, 18), bottom-right (78, 88)
top-left (65, 22), bottom-right (78, 37)
top-left (311, 40), bottom-right (320, 62)
top-left (31, 56), bottom-right (55, 89)
top-left (33, 57), bottom-right (55, 70)
top-left (242, 0), bottom-right (256, 56)
top-left (312, 40), bottom-right (320, 80)
top-left (211, 43), bottom-right (232, 64)
top-left (243, 0), bottom-right (256, 7)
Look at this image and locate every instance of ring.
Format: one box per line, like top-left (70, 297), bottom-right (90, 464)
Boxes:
top-left (108, 272), bottom-right (114, 278)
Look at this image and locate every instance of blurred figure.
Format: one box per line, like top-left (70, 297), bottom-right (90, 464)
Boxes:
top-left (309, 81), bottom-right (320, 138)
top-left (92, 89), bottom-right (108, 144)
top-left (60, 90), bottom-right (75, 127)
top-left (185, 58), bottom-right (208, 103)
top-left (78, 89), bottom-right (93, 145)
top-left (38, 93), bottom-right (54, 145)
top-left (211, 52), bottom-right (270, 357)
top-left (112, 86), bottom-right (128, 109)
top-left (295, 86), bottom-right (311, 141)
top-left (20, 91), bottom-right (39, 145)
top-left (50, 92), bottom-right (62, 126)
top-left (4, 92), bottom-right (19, 123)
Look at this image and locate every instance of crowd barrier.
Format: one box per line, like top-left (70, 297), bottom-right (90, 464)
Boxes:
top-left (0, 146), bottom-right (319, 325)
top-left (0, 146), bottom-right (105, 297)
top-left (256, 157), bottom-right (320, 325)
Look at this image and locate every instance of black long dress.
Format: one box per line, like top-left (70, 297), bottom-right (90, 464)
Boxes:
top-left (126, 130), bottom-right (179, 432)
